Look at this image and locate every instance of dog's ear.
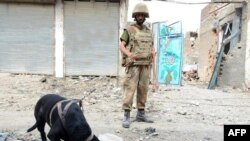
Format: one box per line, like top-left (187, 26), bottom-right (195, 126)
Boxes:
top-left (79, 100), bottom-right (82, 108)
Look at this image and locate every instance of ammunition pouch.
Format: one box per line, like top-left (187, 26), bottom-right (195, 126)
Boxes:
top-left (122, 53), bottom-right (151, 67)
top-left (122, 55), bottom-right (134, 67)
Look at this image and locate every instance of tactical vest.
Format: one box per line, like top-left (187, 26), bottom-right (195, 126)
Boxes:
top-left (126, 24), bottom-right (153, 66)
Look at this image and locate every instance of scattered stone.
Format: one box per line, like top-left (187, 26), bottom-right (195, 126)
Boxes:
top-left (151, 132), bottom-right (159, 136)
top-left (182, 69), bottom-right (199, 82)
top-left (0, 132), bottom-right (9, 141)
top-left (89, 98), bottom-right (97, 105)
top-left (39, 77), bottom-right (47, 83)
top-left (0, 74), bottom-right (249, 141)
top-left (222, 89), bottom-right (228, 93)
top-left (190, 101), bottom-right (199, 106)
top-left (167, 119), bottom-right (172, 122)
top-left (177, 111), bottom-right (187, 115)
top-left (131, 128), bottom-right (139, 133)
top-left (205, 99), bottom-right (213, 102)
top-left (145, 127), bottom-right (156, 135)
top-left (70, 76), bottom-right (80, 79)
top-left (164, 88), bottom-right (180, 91)
top-left (203, 137), bottom-right (212, 140)
top-left (89, 88), bottom-right (96, 94)
top-left (115, 130), bottom-right (121, 134)
top-left (98, 133), bottom-right (123, 141)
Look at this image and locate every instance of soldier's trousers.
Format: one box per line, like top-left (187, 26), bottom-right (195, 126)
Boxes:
top-left (122, 65), bottom-right (150, 110)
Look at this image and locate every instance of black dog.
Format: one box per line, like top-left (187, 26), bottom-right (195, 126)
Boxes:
top-left (27, 94), bottom-right (99, 141)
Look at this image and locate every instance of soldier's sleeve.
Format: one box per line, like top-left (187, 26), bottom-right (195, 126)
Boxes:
top-left (120, 29), bottom-right (129, 46)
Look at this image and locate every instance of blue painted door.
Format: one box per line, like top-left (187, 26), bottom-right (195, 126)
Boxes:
top-left (153, 21), bottom-right (183, 85)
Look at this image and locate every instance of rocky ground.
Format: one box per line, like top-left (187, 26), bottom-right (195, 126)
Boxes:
top-left (0, 73), bottom-right (250, 141)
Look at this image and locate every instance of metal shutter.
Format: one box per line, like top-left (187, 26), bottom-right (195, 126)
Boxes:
top-left (0, 3), bottom-right (54, 74)
top-left (64, 1), bottom-right (119, 76)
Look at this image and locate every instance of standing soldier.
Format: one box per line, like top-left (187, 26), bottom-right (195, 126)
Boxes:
top-left (119, 2), bottom-right (158, 128)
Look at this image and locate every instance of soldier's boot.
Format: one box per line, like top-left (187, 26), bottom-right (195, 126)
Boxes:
top-left (122, 110), bottom-right (130, 128)
top-left (136, 109), bottom-right (154, 123)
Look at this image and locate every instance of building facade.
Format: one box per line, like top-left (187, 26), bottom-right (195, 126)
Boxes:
top-left (0, 0), bottom-right (128, 77)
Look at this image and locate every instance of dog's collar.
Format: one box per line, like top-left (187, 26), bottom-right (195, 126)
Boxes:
top-left (85, 132), bottom-right (94, 141)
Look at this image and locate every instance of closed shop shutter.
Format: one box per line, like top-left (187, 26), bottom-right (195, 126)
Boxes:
top-left (0, 3), bottom-right (54, 74)
top-left (64, 1), bottom-right (119, 76)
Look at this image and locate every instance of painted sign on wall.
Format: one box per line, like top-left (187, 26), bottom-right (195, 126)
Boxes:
top-left (153, 21), bottom-right (183, 85)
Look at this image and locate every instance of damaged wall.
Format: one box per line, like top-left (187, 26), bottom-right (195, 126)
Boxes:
top-left (217, 4), bottom-right (247, 88)
top-left (198, 4), bottom-right (218, 83)
top-left (198, 1), bottom-right (249, 88)
top-left (183, 31), bottom-right (199, 65)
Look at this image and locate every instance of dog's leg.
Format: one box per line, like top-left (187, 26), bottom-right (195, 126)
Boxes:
top-left (36, 118), bottom-right (47, 141)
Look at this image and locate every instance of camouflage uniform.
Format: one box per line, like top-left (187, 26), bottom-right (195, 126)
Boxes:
top-left (120, 24), bottom-right (153, 111)
top-left (120, 2), bottom-right (154, 128)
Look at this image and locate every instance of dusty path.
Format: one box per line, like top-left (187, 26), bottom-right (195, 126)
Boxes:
top-left (0, 73), bottom-right (250, 141)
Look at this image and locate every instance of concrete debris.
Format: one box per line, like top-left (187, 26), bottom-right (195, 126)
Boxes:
top-left (143, 127), bottom-right (159, 140)
top-left (0, 74), bottom-right (250, 141)
top-left (115, 130), bottom-right (121, 134)
top-left (183, 70), bottom-right (199, 82)
top-left (203, 137), bottom-right (212, 140)
top-left (0, 132), bottom-right (8, 141)
top-left (177, 111), bottom-right (187, 115)
top-left (182, 64), bottom-right (199, 82)
top-left (98, 133), bottom-right (123, 141)
top-left (39, 77), bottom-right (47, 83)
top-left (164, 88), bottom-right (180, 91)
top-left (242, 82), bottom-right (250, 92)
top-left (189, 101), bottom-right (200, 106)
top-left (167, 119), bottom-right (173, 122)
top-left (144, 127), bottom-right (156, 135)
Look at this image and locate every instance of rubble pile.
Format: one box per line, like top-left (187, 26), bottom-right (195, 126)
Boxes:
top-left (182, 64), bottom-right (199, 82)
top-left (242, 82), bottom-right (250, 92)
top-left (182, 70), bottom-right (199, 82)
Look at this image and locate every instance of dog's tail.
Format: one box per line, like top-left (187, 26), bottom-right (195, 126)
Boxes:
top-left (27, 123), bottom-right (37, 132)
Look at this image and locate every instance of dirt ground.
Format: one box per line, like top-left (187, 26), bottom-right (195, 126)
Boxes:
top-left (0, 73), bottom-right (250, 141)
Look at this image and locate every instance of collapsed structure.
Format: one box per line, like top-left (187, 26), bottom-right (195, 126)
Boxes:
top-left (185, 0), bottom-right (250, 90)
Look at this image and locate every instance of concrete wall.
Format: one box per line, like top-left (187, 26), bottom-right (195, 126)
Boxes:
top-left (212, 0), bottom-right (250, 89)
top-left (183, 32), bottom-right (199, 65)
top-left (217, 3), bottom-right (247, 88)
top-left (118, 0), bottom-right (129, 83)
top-left (245, 1), bottom-right (250, 85)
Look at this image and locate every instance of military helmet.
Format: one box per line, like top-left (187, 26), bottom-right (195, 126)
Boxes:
top-left (132, 3), bottom-right (149, 18)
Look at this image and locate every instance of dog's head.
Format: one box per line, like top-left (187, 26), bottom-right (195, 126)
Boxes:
top-left (63, 102), bottom-right (100, 141)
